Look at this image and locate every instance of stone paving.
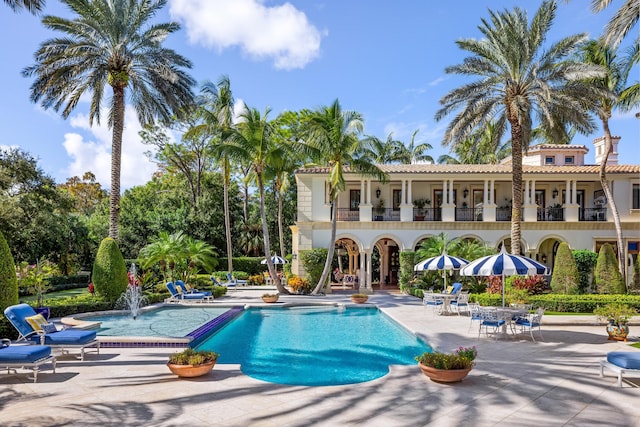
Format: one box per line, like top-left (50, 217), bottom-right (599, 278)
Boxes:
top-left (1, 290), bottom-right (639, 426)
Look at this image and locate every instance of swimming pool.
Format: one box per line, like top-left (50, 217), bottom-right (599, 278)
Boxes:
top-left (85, 306), bottom-right (230, 337)
top-left (195, 305), bottom-right (432, 386)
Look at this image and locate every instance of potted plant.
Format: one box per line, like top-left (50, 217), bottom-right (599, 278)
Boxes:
top-left (416, 346), bottom-right (477, 383)
top-left (167, 348), bottom-right (219, 378)
top-left (350, 293), bottom-right (368, 304)
top-left (594, 303), bottom-right (637, 341)
top-left (374, 199), bottom-right (385, 220)
top-left (413, 198), bottom-right (427, 220)
top-left (262, 293), bottom-right (279, 303)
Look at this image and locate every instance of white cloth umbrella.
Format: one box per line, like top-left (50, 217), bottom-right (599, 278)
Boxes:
top-left (414, 251), bottom-right (469, 292)
top-left (261, 255), bottom-right (288, 265)
top-left (460, 247), bottom-right (550, 307)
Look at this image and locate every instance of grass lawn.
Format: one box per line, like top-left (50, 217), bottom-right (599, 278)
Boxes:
top-left (21, 287), bottom-right (89, 302)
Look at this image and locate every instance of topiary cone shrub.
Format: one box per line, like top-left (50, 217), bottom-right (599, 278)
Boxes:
top-left (550, 242), bottom-right (579, 294)
top-left (0, 230), bottom-right (18, 312)
top-left (595, 243), bottom-right (625, 294)
top-left (92, 237), bottom-right (128, 301)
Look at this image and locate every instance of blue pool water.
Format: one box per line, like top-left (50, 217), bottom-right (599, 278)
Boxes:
top-left (87, 306), bottom-right (229, 337)
top-left (195, 306), bottom-right (432, 386)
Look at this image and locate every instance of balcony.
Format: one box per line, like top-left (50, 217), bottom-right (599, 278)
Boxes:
top-left (413, 208), bottom-right (441, 222)
top-left (336, 208), bottom-right (359, 221)
top-left (372, 208), bottom-right (401, 221)
top-left (581, 207), bottom-right (607, 222)
top-left (455, 207), bottom-right (483, 221)
top-left (538, 206), bottom-right (564, 222)
top-left (496, 207), bottom-right (511, 221)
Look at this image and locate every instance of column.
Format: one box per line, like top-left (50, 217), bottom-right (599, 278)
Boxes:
top-left (523, 179), bottom-right (538, 222)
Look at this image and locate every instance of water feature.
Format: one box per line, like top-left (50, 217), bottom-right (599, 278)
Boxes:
top-left (115, 263), bottom-right (147, 319)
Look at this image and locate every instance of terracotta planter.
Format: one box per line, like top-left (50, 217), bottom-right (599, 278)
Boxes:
top-left (262, 295), bottom-right (279, 303)
top-left (350, 296), bottom-right (368, 304)
top-left (606, 323), bottom-right (629, 341)
top-left (167, 360), bottom-right (216, 378)
top-left (418, 362), bottom-right (472, 383)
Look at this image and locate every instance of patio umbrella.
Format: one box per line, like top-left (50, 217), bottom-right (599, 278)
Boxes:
top-left (414, 251), bottom-right (469, 292)
top-left (460, 246), bottom-right (550, 307)
top-left (261, 255), bottom-right (288, 274)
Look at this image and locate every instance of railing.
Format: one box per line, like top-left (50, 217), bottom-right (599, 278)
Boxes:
top-left (537, 206), bottom-right (564, 221)
top-left (336, 208), bottom-right (359, 221)
top-left (581, 207), bottom-right (607, 222)
top-left (496, 207), bottom-right (511, 221)
top-left (455, 207), bottom-right (483, 221)
top-left (372, 208), bottom-right (401, 221)
top-left (413, 208), bottom-right (441, 222)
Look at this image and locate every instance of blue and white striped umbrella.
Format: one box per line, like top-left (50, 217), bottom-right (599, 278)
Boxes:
top-left (414, 252), bottom-right (469, 292)
top-left (460, 247), bottom-right (550, 306)
top-left (261, 255), bottom-right (288, 265)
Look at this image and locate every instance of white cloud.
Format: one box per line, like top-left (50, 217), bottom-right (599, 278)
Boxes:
top-left (62, 108), bottom-right (158, 192)
top-left (170, 0), bottom-right (325, 70)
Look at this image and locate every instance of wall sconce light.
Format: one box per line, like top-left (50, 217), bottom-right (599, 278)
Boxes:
top-left (552, 188), bottom-right (558, 199)
top-left (292, 253), bottom-right (297, 260)
top-left (541, 254), bottom-right (547, 263)
top-left (376, 188), bottom-right (381, 198)
top-left (463, 188), bottom-right (469, 199)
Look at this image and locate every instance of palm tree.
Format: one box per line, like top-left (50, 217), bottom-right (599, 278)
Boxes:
top-left (183, 236), bottom-right (217, 284)
top-left (416, 233), bottom-right (457, 261)
top-left (360, 132), bottom-right (405, 164)
top-left (438, 122), bottom-right (510, 164)
top-left (396, 129), bottom-right (434, 164)
top-left (435, 0), bottom-right (606, 255)
top-left (4, 0), bottom-right (44, 14)
top-left (301, 99), bottom-right (387, 294)
top-left (23, 0), bottom-right (195, 240)
top-left (139, 231), bottom-right (187, 283)
top-left (579, 39), bottom-right (639, 285)
top-left (590, 0), bottom-right (639, 47)
top-left (189, 75), bottom-right (235, 275)
top-left (224, 106), bottom-right (289, 294)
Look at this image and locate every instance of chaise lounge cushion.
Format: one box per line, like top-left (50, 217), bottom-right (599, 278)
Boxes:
top-left (607, 352), bottom-right (640, 370)
top-left (29, 329), bottom-right (97, 346)
top-left (0, 345), bottom-right (51, 363)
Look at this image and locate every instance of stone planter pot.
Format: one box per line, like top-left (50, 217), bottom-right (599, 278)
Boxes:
top-left (350, 295), bottom-right (368, 304)
top-left (606, 323), bottom-right (629, 341)
top-left (262, 295), bottom-right (279, 303)
top-left (167, 360), bottom-right (216, 378)
top-left (418, 362), bottom-right (472, 383)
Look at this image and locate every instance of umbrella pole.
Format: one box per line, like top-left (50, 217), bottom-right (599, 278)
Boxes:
top-left (502, 273), bottom-right (506, 307)
top-left (443, 270), bottom-right (447, 293)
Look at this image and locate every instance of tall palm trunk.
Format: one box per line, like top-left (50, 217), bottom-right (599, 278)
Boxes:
top-left (600, 118), bottom-right (626, 286)
top-left (508, 115), bottom-right (523, 255)
top-left (312, 200), bottom-right (337, 295)
top-left (257, 172), bottom-right (289, 294)
top-left (109, 86), bottom-right (125, 240)
top-left (277, 187), bottom-right (285, 259)
top-left (223, 158), bottom-right (233, 274)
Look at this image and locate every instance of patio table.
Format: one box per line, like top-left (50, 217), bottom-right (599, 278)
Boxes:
top-left (432, 294), bottom-right (459, 315)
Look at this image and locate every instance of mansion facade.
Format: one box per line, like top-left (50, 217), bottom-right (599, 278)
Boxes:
top-left (290, 137), bottom-right (640, 292)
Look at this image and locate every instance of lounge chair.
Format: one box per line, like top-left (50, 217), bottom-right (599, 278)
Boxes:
top-left (600, 351), bottom-right (640, 387)
top-left (4, 304), bottom-right (99, 361)
top-left (449, 282), bottom-right (463, 295)
top-left (165, 282), bottom-right (213, 303)
top-left (175, 280), bottom-right (212, 297)
top-left (0, 338), bottom-right (55, 382)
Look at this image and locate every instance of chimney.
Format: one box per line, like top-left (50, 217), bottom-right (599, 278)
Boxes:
top-left (593, 136), bottom-right (619, 165)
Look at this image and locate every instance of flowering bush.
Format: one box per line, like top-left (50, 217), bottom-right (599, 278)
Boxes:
top-left (416, 346), bottom-right (477, 370)
top-left (486, 275), bottom-right (503, 294)
top-left (87, 283), bottom-right (95, 295)
top-left (509, 275), bottom-right (548, 295)
top-left (288, 275), bottom-right (312, 294)
top-left (247, 274), bottom-right (265, 286)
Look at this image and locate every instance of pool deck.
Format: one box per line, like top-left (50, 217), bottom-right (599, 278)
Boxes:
top-left (2, 290), bottom-right (639, 426)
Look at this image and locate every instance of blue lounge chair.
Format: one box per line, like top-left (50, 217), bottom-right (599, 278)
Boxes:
top-left (0, 339), bottom-right (55, 382)
top-left (175, 280), bottom-right (212, 297)
top-left (165, 282), bottom-right (213, 303)
top-left (4, 304), bottom-right (99, 361)
top-left (449, 282), bottom-right (463, 295)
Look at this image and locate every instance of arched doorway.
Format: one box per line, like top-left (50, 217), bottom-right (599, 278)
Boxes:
top-left (373, 238), bottom-right (400, 289)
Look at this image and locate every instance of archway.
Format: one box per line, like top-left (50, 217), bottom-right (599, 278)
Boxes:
top-left (372, 237), bottom-right (400, 289)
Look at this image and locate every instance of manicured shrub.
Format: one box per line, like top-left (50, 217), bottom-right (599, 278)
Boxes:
top-left (399, 251), bottom-right (416, 289)
top-left (572, 250), bottom-right (597, 293)
top-left (550, 242), bottom-right (580, 294)
top-left (631, 258), bottom-right (640, 294)
top-left (92, 238), bottom-right (128, 301)
top-left (299, 248), bottom-right (328, 288)
top-left (247, 274), bottom-right (266, 286)
top-left (594, 243), bottom-right (625, 294)
top-left (288, 274), bottom-right (312, 294)
top-left (217, 257), bottom-right (265, 275)
top-left (0, 231), bottom-right (18, 312)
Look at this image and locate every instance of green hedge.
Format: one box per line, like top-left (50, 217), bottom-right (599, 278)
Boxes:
top-left (218, 257), bottom-right (266, 275)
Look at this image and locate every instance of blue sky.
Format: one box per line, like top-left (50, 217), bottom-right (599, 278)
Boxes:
top-left (1, 0), bottom-right (638, 190)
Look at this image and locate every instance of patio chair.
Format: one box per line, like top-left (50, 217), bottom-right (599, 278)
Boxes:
top-left (450, 291), bottom-right (470, 316)
top-left (449, 282), bottom-right (463, 295)
top-left (422, 292), bottom-right (443, 315)
top-left (468, 302), bottom-right (482, 332)
top-left (4, 304), bottom-right (99, 361)
top-left (514, 308), bottom-right (544, 342)
top-left (600, 351), bottom-right (640, 387)
top-left (0, 339), bottom-right (55, 382)
top-left (175, 280), bottom-right (212, 297)
top-left (478, 307), bottom-right (506, 340)
top-left (165, 282), bottom-right (213, 303)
